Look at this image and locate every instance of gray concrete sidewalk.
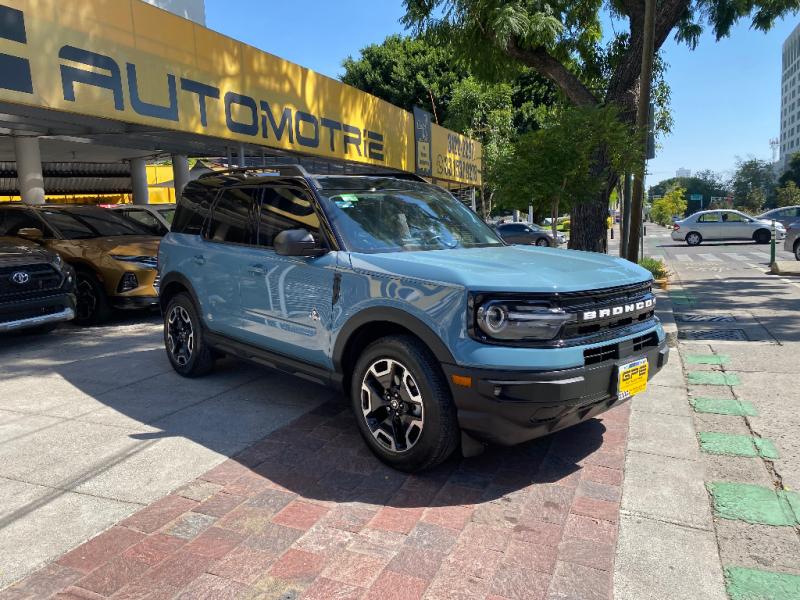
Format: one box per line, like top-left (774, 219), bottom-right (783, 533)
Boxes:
top-left (614, 351), bottom-right (727, 600)
top-left (0, 318), bottom-right (331, 588)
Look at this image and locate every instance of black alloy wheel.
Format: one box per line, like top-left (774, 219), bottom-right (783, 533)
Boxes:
top-left (360, 357), bottom-right (425, 453)
top-left (794, 240), bottom-right (800, 261)
top-left (535, 237), bottom-right (550, 247)
top-left (163, 293), bottom-right (215, 377)
top-left (166, 305), bottom-right (194, 368)
top-left (351, 335), bottom-right (459, 472)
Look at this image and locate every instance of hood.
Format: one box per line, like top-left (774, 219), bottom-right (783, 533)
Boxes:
top-left (76, 236), bottom-right (161, 256)
top-left (0, 237), bottom-right (55, 263)
top-left (349, 245), bottom-right (652, 293)
top-left (754, 218), bottom-right (785, 229)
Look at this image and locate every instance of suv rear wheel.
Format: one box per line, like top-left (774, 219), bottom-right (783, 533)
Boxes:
top-left (164, 293), bottom-right (215, 377)
top-left (352, 335), bottom-right (459, 472)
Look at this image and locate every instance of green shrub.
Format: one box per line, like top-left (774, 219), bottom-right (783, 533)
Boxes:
top-left (639, 257), bottom-right (670, 280)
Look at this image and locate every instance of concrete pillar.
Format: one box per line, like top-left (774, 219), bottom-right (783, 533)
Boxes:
top-left (130, 158), bottom-right (149, 205)
top-left (14, 136), bottom-right (45, 205)
top-left (171, 154), bottom-right (190, 199)
top-left (238, 144), bottom-right (247, 167)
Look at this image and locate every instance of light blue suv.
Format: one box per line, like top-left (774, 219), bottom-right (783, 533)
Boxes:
top-left (158, 167), bottom-right (668, 471)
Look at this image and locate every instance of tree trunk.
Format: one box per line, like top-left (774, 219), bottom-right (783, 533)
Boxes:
top-left (551, 197), bottom-right (559, 240)
top-left (569, 195), bottom-right (609, 253)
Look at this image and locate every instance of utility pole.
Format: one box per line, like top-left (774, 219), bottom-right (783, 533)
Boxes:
top-left (621, 173), bottom-right (632, 257)
top-left (626, 0), bottom-right (656, 262)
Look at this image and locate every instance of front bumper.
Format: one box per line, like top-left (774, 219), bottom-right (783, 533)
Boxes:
top-left (0, 292), bottom-right (76, 333)
top-left (112, 295), bottom-right (159, 310)
top-left (443, 336), bottom-right (669, 446)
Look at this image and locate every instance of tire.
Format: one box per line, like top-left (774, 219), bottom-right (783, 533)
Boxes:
top-left (351, 335), bottom-right (459, 472)
top-left (535, 237), bottom-right (550, 247)
top-left (794, 240), bottom-right (800, 261)
top-left (164, 292), bottom-right (215, 377)
top-left (75, 270), bottom-right (111, 325)
top-left (754, 229), bottom-right (771, 244)
top-left (685, 232), bottom-right (702, 246)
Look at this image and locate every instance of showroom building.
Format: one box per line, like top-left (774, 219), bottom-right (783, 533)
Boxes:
top-left (0, 0), bottom-right (480, 205)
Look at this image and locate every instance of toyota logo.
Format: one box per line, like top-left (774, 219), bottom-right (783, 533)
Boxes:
top-left (11, 271), bottom-right (30, 285)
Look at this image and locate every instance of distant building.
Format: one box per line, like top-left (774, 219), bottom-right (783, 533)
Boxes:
top-left (780, 23), bottom-right (800, 170)
top-left (143, 0), bottom-right (206, 25)
top-left (676, 168), bottom-right (691, 178)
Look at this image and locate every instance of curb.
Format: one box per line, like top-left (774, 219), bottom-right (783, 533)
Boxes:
top-left (655, 287), bottom-right (678, 347)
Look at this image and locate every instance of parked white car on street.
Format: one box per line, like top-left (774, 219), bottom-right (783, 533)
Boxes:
top-left (671, 210), bottom-right (786, 246)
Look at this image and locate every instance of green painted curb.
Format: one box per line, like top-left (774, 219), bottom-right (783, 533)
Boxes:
top-left (691, 397), bottom-right (758, 416)
top-left (725, 566), bottom-right (800, 600)
top-left (707, 482), bottom-right (800, 527)
top-left (698, 432), bottom-right (779, 459)
top-left (688, 371), bottom-right (741, 386)
top-left (685, 354), bottom-right (730, 365)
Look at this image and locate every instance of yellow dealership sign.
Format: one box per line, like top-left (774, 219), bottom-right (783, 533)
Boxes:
top-left (0, 0), bottom-right (481, 185)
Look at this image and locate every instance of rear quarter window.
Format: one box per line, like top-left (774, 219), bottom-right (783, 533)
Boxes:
top-left (172, 183), bottom-right (218, 235)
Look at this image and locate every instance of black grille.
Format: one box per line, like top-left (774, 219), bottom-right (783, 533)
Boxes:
top-left (584, 344), bottom-right (619, 365)
top-left (559, 281), bottom-right (655, 338)
top-left (0, 264), bottom-right (63, 300)
top-left (584, 331), bottom-right (660, 366)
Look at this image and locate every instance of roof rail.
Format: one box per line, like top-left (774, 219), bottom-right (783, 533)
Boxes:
top-left (197, 164), bottom-right (319, 187)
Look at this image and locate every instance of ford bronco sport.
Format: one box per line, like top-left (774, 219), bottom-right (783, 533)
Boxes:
top-left (158, 167), bottom-right (668, 472)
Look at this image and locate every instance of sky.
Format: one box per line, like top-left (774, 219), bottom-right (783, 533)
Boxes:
top-left (205, 0), bottom-right (799, 185)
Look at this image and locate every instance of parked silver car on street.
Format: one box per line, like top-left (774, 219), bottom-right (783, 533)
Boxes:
top-left (784, 221), bottom-right (800, 260)
top-left (671, 210), bottom-right (786, 246)
top-left (758, 205), bottom-right (800, 229)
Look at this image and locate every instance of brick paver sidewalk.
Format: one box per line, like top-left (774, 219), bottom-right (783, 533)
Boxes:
top-left (2, 401), bottom-right (630, 600)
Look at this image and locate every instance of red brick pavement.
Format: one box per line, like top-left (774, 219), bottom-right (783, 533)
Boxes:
top-left (1, 401), bottom-right (631, 600)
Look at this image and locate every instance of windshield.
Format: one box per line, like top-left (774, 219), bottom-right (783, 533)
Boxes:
top-left (41, 208), bottom-right (150, 239)
top-left (320, 183), bottom-right (503, 253)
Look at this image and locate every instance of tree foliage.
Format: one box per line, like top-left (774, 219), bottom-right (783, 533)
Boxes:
top-left (778, 152), bottom-right (800, 188)
top-left (730, 158), bottom-right (776, 212)
top-left (402, 0), bottom-right (800, 250)
top-left (341, 35), bottom-right (467, 124)
top-left (776, 181), bottom-right (800, 208)
top-left (650, 186), bottom-right (688, 226)
top-left (649, 171), bottom-right (728, 201)
top-left (495, 105), bottom-right (641, 215)
top-left (342, 35), bottom-right (559, 218)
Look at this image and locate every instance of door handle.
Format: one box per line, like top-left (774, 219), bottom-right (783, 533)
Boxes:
top-left (248, 263), bottom-right (266, 275)
top-left (193, 254), bottom-right (206, 266)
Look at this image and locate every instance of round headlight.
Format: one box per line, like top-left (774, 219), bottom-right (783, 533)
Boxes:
top-left (478, 303), bottom-right (508, 335)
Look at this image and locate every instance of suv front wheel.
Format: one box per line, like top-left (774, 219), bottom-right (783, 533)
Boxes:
top-left (164, 293), bottom-right (215, 377)
top-left (352, 335), bottom-right (459, 472)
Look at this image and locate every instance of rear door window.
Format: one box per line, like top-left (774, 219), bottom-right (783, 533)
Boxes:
top-left (698, 213), bottom-right (720, 223)
top-left (205, 187), bottom-right (260, 245)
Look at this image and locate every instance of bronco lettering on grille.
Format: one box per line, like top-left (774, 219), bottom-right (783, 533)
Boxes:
top-left (580, 297), bottom-right (655, 322)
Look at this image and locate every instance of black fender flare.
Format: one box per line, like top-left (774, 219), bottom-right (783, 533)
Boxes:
top-left (331, 306), bottom-right (456, 372)
top-left (158, 271), bottom-right (201, 311)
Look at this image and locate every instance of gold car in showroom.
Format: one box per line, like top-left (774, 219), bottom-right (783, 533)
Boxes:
top-left (0, 203), bottom-right (160, 324)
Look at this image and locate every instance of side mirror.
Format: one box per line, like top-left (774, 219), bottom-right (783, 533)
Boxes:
top-left (16, 227), bottom-right (44, 242)
top-left (274, 228), bottom-right (327, 257)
